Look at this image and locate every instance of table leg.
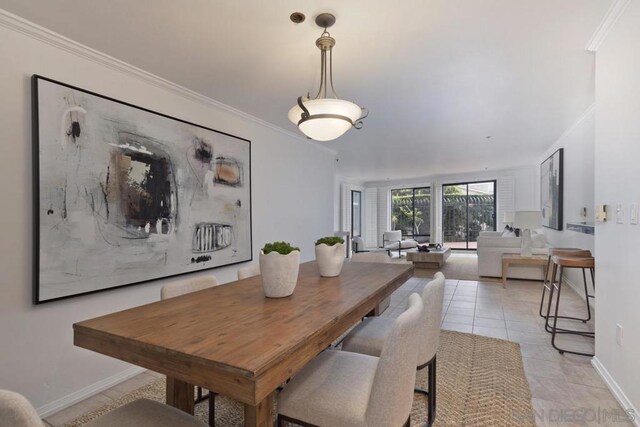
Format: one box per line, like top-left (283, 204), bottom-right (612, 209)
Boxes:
top-left (244, 393), bottom-right (274, 427)
top-left (166, 377), bottom-right (194, 415)
top-left (502, 260), bottom-right (508, 288)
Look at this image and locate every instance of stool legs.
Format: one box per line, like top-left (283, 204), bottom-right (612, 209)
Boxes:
top-left (542, 264), bottom-right (594, 332)
top-left (546, 265), bottom-right (594, 357)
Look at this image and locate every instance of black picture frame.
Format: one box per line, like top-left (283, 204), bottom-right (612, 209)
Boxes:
top-left (32, 75), bottom-right (252, 304)
top-left (540, 148), bottom-right (563, 230)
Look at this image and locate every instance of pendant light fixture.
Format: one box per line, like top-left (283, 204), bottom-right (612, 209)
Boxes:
top-left (288, 13), bottom-right (367, 142)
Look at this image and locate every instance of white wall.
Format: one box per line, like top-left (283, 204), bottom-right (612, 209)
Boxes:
top-left (593, 1), bottom-right (640, 415)
top-left (365, 165), bottom-right (537, 245)
top-left (0, 13), bottom-right (335, 413)
top-left (536, 106), bottom-right (595, 299)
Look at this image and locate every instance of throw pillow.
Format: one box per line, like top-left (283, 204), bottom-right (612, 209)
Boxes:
top-left (501, 229), bottom-right (516, 237)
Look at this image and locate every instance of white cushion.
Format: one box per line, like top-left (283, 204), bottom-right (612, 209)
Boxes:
top-left (342, 317), bottom-right (393, 358)
top-left (279, 350), bottom-right (378, 427)
top-left (383, 239), bottom-right (419, 250)
top-left (501, 229), bottom-right (516, 237)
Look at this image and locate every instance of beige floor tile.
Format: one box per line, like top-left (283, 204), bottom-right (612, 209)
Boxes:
top-left (449, 301), bottom-right (476, 309)
top-left (507, 320), bottom-right (546, 333)
top-left (444, 314), bottom-right (474, 325)
top-left (451, 295), bottom-right (476, 303)
top-left (507, 331), bottom-right (551, 345)
top-left (473, 317), bottom-right (506, 328)
top-left (472, 326), bottom-right (508, 339)
top-left (474, 308), bottom-right (505, 320)
top-left (445, 307), bottom-right (475, 318)
top-left (45, 392), bottom-right (113, 426)
top-left (442, 322), bottom-right (473, 333)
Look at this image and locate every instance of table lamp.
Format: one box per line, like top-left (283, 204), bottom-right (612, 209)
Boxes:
top-left (514, 211), bottom-right (542, 257)
top-left (503, 211), bottom-right (515, 227)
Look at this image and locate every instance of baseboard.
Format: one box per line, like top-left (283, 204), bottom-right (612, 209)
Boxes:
top-left (36, 366), bottom-right (146, 418)
top-left (591, 357), bottom-right (639, 426)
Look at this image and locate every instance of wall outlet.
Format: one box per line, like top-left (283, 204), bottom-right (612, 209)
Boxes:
top-left (596, 205), bottom-right (608, 222)
top-left (616, 323), bottom-right (623, 346)
top-left (616, 203), bottom-right (624, 224)
top-left (631, 204), bottom-right (639, 225)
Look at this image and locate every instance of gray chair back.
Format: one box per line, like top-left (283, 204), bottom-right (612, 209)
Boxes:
top-left (419, 272), bottom-right (446, 366)
top-left (382, 230), bottom-right (402, 244)
top-left (160, 275), bottom-right (218, 300)
top-left (237, 264), bottom-right (260, 280)
top-left (366, 293), bottom-right (424, 426)
top-left (0, 390), bottom-right (43, 427)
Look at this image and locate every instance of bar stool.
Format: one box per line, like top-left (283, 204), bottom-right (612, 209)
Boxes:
top-left (539, 248), bottom-right (593, 324)
top-left (545, 255), bottom-right (595, 356)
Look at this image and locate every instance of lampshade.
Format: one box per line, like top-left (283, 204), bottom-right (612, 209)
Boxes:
top-left (503, 211), bottom-right (515, 223)
top-left (514, 211), bottom-right (542, 229)
top-left (288, 99), bottom-right (363, 141)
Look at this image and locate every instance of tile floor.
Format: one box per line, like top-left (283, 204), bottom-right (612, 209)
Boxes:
top-left (44, 269), bottom-right (633, 427)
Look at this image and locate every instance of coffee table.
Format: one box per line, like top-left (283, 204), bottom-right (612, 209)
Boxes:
top-left (406, 247), bottom-right (451, 268)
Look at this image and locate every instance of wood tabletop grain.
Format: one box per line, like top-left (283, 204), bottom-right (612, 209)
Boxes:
top-left (73, 260), bottom-right (414, 406)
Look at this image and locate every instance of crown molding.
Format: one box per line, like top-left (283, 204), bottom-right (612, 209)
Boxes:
top-left (553, 103), bottom-right (596, 147)
top-left (0, 8), bottom-right (337, 156)
top-left (585, 0), bottom-right (631, 52)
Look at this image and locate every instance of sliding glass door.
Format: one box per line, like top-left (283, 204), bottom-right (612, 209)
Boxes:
top-left (391, 187), bottom-right (431, 243)
top-left (351, 190), bottom-right (361, 238)
top-left (442, 181), bottom-right (496, 249)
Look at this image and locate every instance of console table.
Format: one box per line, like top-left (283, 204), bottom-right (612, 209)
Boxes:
top-left (501, 254), bottom-right (549, 288)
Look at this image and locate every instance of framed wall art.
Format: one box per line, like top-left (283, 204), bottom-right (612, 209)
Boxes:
top-left (540, 148), bottom-right (563, 230)
top-left (32, 75), bottom-right (252, 303)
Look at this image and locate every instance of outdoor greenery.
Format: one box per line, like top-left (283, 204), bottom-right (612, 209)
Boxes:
top-left (442, 194), bottom-right (495, 243)
top-left (391, 188), bottom-right (431, 239)
top-left (315, 236), bottom-right (345, 246)
top-left (262, 241), bottom-right (300, 255)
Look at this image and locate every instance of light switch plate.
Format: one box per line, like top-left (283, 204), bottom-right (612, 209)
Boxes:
top-left (596, 205), bottom-right (607, 222)
top-left (617, 203), bottom-right (624, 224)
top-left (631, 204), bottom-right (639, 225)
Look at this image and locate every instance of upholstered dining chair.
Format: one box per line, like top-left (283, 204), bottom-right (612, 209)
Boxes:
top-left (160, 275), bottom-right (219, 426)
top-left (342, 272), bottom-right (446, 427)
top-left (237, 263), bottom-right (260, 280)
top-left (0, 390), bottom-right (207, 427)
top-left (277, 293), bottom-right (424, 427)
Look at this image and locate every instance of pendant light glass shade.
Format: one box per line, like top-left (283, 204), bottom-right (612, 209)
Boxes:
top-left (288, 98), bottom-right (363, 142)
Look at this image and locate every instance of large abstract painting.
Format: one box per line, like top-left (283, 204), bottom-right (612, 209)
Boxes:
top-left (33, 75), bottom-right (252, 303)
top-left (540, 148), bottom-right (563, 230)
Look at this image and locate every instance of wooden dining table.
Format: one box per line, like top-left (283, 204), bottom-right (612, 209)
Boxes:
top-left (73, 260), bottom-right (414, 427)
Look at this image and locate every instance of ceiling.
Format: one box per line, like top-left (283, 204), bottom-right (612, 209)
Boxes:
top-left (0, 0), bottom-right (611, 182)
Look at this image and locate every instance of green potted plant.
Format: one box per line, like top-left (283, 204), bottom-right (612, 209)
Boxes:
top-left (315, 236), bottom-right (345, 277)
top-left (259, 241), bottom-right (300, 298)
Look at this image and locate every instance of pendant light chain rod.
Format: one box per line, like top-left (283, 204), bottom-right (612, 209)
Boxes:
top-left (328, 47), bottom-right (339, 99)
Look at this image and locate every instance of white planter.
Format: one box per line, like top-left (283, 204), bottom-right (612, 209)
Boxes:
top-left (259, 250), bottom-right (300, 298)
top-left (315, 243), bottom-right (345, 277)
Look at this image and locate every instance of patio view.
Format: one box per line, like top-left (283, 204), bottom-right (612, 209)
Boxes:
top-left (391, 182), bottom-right (496, 250)
top-left (442, 181), bottom-right (496, 249)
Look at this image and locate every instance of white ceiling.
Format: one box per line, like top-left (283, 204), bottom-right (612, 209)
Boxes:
top-left (0, 0), bottom-right (610, 182)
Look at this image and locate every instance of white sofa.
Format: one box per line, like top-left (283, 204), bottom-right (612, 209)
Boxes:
top-left (477, 231), bottom-right (549, 280)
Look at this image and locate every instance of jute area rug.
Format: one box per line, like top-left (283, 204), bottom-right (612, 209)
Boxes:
top-left (393, 252), bottom-right (492, 282)
top-left (66, 331), bottom-right (535, 427)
